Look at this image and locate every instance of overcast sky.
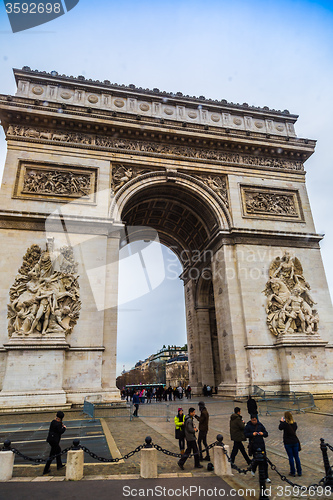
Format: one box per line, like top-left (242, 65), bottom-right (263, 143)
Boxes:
top-left (0, 0), bottom-right (332, 374)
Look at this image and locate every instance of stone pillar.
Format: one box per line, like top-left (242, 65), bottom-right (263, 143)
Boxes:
top-left (184, 279), bottom-right (202, 394)
top-left (196, 308), bottom-right (215, 387)
top-left (0, 451), bottom-right (14, 481)
top-left (140, 448), bottom-right (158, 478)
top-left (66, 449), bottom-right (84, 481)
top-left (213, 445), bottom-right (232, 476)
top-left (101, 231), bottom-right (121, 400)
top-left (211, 245), bottom-right (250, 397)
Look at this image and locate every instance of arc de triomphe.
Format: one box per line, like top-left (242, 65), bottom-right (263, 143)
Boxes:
top-left (0, 67), bottom-right (332, 409)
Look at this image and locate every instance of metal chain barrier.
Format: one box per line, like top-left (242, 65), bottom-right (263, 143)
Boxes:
top-left (1, 440), bottom-right (73, 464)
top-left (80, 443), bottom-right (144, 462)
top-left (266, 455), bottom-right (329, 491)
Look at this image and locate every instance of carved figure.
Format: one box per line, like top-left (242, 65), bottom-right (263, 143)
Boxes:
top-left (263, 252), bottom-right (319, 337)
top-left (7, 241), bottom-right (81, 338)
top-left (111, 165), bottom-right (146, 192)
top-left (22, 168), bottom-right (91, 198)
top-left (198, 175), bottom-right (229, 208)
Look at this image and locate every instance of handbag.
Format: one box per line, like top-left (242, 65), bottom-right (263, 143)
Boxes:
top-left (175, 428), bottom-right (184, 440)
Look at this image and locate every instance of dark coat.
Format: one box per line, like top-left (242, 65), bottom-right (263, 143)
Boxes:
top-left (247, 397), bottom-right (258, 415)
top-left (230, 413), bottom-right (246, 442)
top-left (278, 421), bottom-right (299, 445)
top-left (132, 393), bottom-right (140, 404)
top-left (195, 407), bottom-right (209, 432)
top-left (46, 419), bottom-right (66, 446)
top-left (244, 420), bottom-right (268, 451)
top-left (184, 414), bottom-right (197, 442)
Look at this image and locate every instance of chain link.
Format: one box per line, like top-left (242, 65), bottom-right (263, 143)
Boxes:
top-left (8, 446), bottom-right (72, 464)
top-left (266, 455), bottom-right (330, 491)
top-left (219, 442), bottom-right (253, 474)
top-left (80, 443), bottom-right (144, 462)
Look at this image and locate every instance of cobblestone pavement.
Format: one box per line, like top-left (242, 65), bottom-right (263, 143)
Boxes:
top-left (1, 398), bottom-right (333, 498)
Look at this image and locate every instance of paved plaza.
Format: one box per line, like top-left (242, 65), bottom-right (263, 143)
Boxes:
top-left (1, 398), bottom-right (333, 499)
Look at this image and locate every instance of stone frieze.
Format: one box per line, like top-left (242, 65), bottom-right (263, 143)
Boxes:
top-left (6, 125), bottom-right (304, 172)
top-left (241, 186), bottom-right (303, 220)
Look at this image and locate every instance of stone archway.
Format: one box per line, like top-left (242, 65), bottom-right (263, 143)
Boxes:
top-left (0, 67), bottom-right (333, 409)
top-left (113, 172), bottom-right (230, 395)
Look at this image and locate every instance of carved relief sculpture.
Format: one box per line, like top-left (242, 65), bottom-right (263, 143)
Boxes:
top-left (263, 252), bottom-right (319, 337)
top-left (23, 168), bottom-right (91, 198)
top-left (196, 175), bottom-right (229, 208)
top-left (242, 187), bottom-right (302, 220)
top-left (111, 164), bottom-right (147, 192)
top-left (7, 125), bottom-right (304, 172)
top-left (7, 239), bottom-right (81, 339)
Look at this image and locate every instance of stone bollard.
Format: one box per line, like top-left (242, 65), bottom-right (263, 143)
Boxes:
top-left (66, 440), bottom-right (84, 481)
top-left (213, 435), bottom-right (233, 476)
top-left (140, 437), bottom-right (157, 478)
top-left (0, 450), bottom-right (15, 481)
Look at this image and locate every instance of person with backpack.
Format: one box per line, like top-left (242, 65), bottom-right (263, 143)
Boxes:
top-left (177, 408), bottom-right (203, 470)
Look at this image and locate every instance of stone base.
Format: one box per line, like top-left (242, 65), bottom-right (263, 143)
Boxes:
top-left (0, 389), bottom-right (68, 409)
top-left (65, 388), bottom-right (121, 405)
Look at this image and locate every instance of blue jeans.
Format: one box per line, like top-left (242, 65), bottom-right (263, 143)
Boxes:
top-left (285, 443), bottom-right (302, 475)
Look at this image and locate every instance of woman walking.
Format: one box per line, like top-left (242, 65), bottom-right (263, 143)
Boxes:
top-left (279, 411), bottom-right (302, 477)
top-left (174, 407), bottom-right (185, 454)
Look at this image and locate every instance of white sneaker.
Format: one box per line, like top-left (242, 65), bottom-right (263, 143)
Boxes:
top-left (265, 478), bottom-right (271, 483)
top-left (251, 471), bottom-right (255, 477)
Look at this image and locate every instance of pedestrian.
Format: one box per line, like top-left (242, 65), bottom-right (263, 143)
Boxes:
top-left (174, 407), bottom-right (185, 454)
top-left (132, 390), bottom-right (140, 417)
top-left (279, 411), bottom-right (302, 477)
top-left (195, 401), bottom-right (210, 461)
top-left (206, 385), bottom-right (211, 397)
top-left (187, 385), bottom-right (191, 399)
top-left (247, 395), bottom-right (258, 418)
top-left (229, 407), bottom-right (251, 466)
top-left (43, 411), bottom-right (66, 475)
top-left (177, 408), bottom-right (203, 470)
top-left (177, 385), bottom-right (183, 399)
top-left (203, 384), bottom-right (207, 397)
top-left (244, 415), bottom-right (270, 483)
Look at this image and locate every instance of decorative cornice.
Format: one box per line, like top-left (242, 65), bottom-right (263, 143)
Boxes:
top-left (15, 67), bottom-right (298, 120)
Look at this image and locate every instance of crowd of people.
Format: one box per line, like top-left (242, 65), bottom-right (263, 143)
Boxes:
top-left (121, 385), bottom-right (192, 403)
top-left (44, 394), bottom-right (302, 479)
top-left (174, 395), bottom-right (302, 481)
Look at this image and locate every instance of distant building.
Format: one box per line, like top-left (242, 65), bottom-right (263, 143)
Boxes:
top-left (166, 355), bottom-right (189, 388)
top-left (116, 344), bottom-right (188, 388)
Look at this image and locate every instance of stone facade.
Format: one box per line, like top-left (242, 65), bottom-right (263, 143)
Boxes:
top-left (0, 67), bottom-right (332, 409)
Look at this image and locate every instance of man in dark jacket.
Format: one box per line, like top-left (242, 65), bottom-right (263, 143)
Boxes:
top-left (178, 408), bottom-right (203, 470)
top-left (43, 411), bottom-right (67, 474)
top-left (195, 401), bottom-right (210, 461)
top-left (244, 415), bottom-right (270, 482)
top-left (230, 407), bottom-right (251, 465)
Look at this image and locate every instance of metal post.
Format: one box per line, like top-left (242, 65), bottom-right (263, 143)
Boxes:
top-left (166, 402), bottom-right (170, 422)
top-left (320, 439), bottom-right (333, 487)
top-left (254, 449), bottom-right (269, 500)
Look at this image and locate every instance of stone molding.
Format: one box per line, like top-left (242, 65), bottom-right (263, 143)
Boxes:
top-left (6, 125), bottom-right (304, 172)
